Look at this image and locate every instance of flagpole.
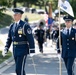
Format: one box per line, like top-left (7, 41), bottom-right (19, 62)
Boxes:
top-left (58, 5), bottom-right (62, 75)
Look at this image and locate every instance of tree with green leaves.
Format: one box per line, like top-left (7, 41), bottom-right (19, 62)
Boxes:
top-left (0, 0), bottom-right (13, 7)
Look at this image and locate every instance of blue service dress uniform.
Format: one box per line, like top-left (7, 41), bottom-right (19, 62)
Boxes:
top-left (35, 29), bottom-right (45, 53)
top-left (51, 29), bottom-right (59, 42)
top-left (57, 27), bottom-right (76, 75)
top-left (46, 28), bottom-right (51, 40)
top-left (5, 20), bottom-right (35, 75)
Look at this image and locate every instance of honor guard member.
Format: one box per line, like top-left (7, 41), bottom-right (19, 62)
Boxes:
top-left (35, 22), bottom-right (46, 53)
top-left (46, 28), bottom-right (51, 40)
top-left (24, 15), bottom-right (29, 23)
top-left (51, 26), bottom-right (59, 42)
top-left (2, 8), bottom-right (35, 75)
top-left (57, 15), bottom-right (76, 75)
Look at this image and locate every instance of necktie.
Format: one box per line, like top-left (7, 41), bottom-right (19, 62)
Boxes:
top-left (14, 23), bottom-right (17, 31)
top-left (67, 29), bottom-right (69, 36)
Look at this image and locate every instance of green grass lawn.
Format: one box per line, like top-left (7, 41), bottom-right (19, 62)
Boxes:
top-left (23, 12), bottom-right (44, 21)
top-left (3, 11), bottom-right (44, 21)
top-left (0, 11), bottom-right (44, 28)
top-left (0, 12), bottom-right (13, 28)
top-left (0, 51), bottom-right (12, 64)
top-left (0, 40), bottom-right (4, 46)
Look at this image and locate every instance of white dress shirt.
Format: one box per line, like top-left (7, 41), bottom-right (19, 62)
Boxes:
top-left (63, 27), bottom-right (72, 35)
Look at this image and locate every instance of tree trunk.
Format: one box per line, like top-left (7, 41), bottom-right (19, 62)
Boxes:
top-left (13, 0), bottom-right (17, 8)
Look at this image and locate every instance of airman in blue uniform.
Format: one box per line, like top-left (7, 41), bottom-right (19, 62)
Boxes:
top-left (51, 26), bottom-right (59, 42)
top-left (57, 15), bottom-right (76, 75)
top-left (35, 22), bottom-right (46, 53)
top-left (46, 28), bottom-right (51, 40)
top-left (2, 8), bottom-right (35, 75)
top-left (24, 15), bottom-right (29, 23)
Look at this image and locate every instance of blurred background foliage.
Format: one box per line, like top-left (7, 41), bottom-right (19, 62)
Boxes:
top-left (0, 0), bottom-right (75, 28)
top-left (0, 0), bottom-right (76, 17)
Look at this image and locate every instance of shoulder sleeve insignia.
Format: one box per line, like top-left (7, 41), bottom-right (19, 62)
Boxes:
top-left (27, 28), bottom-right (32, 34)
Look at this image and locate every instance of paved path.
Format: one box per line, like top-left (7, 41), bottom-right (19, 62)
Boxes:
top-left (0, 25), bottom-right (76, 75)
top-left (0, 43), bottom-right (73, 75)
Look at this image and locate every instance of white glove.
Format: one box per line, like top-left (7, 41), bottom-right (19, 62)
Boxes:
top-left (30, 53), bottom-right (35, 57)
top-left (44, 42), bottom-right (47, 46)
top-left (57, 54), bottom-right (61, 60)
top-left (2, 49), bottom-right (7, 57)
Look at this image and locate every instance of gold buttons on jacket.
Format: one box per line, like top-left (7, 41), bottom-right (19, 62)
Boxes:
top-left (72, 37), bottom-right (74, 40)
top-left (67, 43), bottom-right (69, 45)
top-left (67, 39), bottom-right (69, 41)
top-left (19, 35), bottom-right (22, 37)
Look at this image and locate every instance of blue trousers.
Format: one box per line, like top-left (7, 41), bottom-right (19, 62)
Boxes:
top-left (38, 42), bottom-right (43, 52)
top-left (14, 55), bottom-right (27, 75)
top-left (63, 57), bottom-right (75, 75)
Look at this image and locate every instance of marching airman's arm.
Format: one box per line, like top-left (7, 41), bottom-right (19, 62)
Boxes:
top-left (5, 24), bottom-right (13, 51)
top-left (2, 24), bottom-right (13, 56)
top-left (43, 31), bottom-right (46, 42)
top-left (56, 31), bottom-right (62, 54)
top-left (23, 23), bottom-right (35, 54)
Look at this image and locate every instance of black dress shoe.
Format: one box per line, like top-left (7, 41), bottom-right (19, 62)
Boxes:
top-left (40, 50), bottom-right (43, 53)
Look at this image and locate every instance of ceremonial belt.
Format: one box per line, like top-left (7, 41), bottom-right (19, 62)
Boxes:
top-left (13, 41), bottom-right (27, 45)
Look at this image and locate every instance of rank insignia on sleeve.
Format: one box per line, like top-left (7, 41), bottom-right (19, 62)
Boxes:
top-left (27, 28), bottom-right (32, 34)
